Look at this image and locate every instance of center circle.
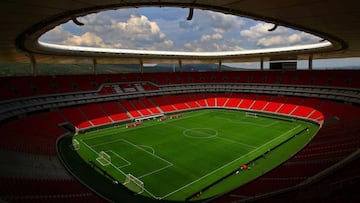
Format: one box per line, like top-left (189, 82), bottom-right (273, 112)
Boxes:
top-left (183, 128), bottom-right (218, 139)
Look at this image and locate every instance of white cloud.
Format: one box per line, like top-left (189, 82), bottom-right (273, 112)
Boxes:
top-left (200, 33), bottom-right (223, 42)
top-left (40, 26), bottom-right (72, 43)
top-left (256, 32), bottom-right (321, 47)
top-left (212, 33), bottom-right (223, 40)
top-left (62, 32), bottom-right (110, 48)
top-left (288, 34), bottom-right (301, 43)
top-left (179, 10), bottom-right (245, 32)
top-left (297, 32), bottom-right (322, 43)
top-left (184, 43), bottom-right (192, 49)
top-left (257, 35), bottom-right (284, 47)
top-left (200, 35), bottom-right (211, 42)
top-left (241, 22), bottom-right (321, 48)
top-left (41, 9), bottom-right (247, 52)
top-left (40, 8), bottom-right (321, 52)
top-left (42, 11), bottom-right (173, 50)
top-left (213, 28), bottom-right (225, 34)
top-left (240, 23), bottom-right (287, 39)
top-left (117, 15), bottom-right (161, 37)
top-left (115, 15), bottom-right (172, 49)
top-left (183, 37), bottom-right (243, 52)
top-left (163, 40), bottom-right (173, 47)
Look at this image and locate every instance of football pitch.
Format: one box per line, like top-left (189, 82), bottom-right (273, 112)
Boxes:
top-left (73, 109), bottom-right (318, 201)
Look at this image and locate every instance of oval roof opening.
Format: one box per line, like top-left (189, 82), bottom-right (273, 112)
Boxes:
top-left (39, 7), bottom-right (331, 57)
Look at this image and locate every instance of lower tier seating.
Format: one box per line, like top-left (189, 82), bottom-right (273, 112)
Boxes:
top-left (0, 178), bottom-right (104, 203)
top-left (0, 92), bottom-right (358, 202)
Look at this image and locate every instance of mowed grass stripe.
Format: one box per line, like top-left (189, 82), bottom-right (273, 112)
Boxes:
top-left (120, 119), bottom-right (255, 197)
top-left (164, 122), bottom-right (257, 149)
top-left (159, 124), bottom-right (303, 200)
top-left (75, 109), bottom-right (309, 200)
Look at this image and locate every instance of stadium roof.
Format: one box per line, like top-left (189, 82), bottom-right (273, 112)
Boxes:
top-left (1, 0), bottom-right (359, 64)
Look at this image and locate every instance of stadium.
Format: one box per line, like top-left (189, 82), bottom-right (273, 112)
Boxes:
top-left (0, 1), bottom-right (359, 203)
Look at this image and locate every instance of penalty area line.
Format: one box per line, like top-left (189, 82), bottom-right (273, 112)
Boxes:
top-left (80, 140), bottom-right (161, 199)
top-left (121, 139), bottom-right (174, 166)
top-left (107, 150), bottom-right (131, 169)
top-left (137, 163), bottom-right (173, 179)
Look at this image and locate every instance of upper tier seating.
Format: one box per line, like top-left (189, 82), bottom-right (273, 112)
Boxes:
top-left (1, 70), bottom-right (360, 100)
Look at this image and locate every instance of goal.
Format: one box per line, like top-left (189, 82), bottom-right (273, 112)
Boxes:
top-left (124, 174), bottom-right (144, 194)
top-left (245, 112), bottom-right (258, 118)
top-left (72, 139), bottom-right (80, 150)
top-left (96, 151), bottom-right (111, 166)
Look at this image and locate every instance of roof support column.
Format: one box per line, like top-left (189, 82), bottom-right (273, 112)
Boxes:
top-left (218, 60), bottom-right (222, 70)
top-left (140, 59), bottom-right (144, 73)
top-left (260, 58), bottom-right (264, 71)
top-left (308, 55), bottom-right (313, 70)
top-left (28, 53), bottom-right (37, 76)
top-left (92, 58), bottom-right (97, 75)
top-left (178, 59), bottom-right (182, 72)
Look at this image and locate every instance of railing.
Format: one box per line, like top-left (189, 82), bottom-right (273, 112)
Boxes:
top-left (0, 82), bottom-right (359, 122)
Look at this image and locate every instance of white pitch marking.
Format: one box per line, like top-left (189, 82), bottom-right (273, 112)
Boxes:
top-left (158, 124), bottom-right (302, 199)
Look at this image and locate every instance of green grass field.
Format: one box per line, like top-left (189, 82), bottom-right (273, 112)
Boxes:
top-left (73, 109), bottom-right (318, 201)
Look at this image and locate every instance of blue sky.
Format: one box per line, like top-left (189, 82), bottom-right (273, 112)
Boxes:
top-left (39, 7), bottom-right (360, 69)
top-left (40, 7), bottom-right (321, 52)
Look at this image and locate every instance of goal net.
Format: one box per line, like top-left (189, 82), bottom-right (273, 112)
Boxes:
top-left (245, 112), bottom-right (258, 118)
top-left (72, 139), bottom-right (80, 150)
top-left (124, 174), bottom-right (144, 194)
top-left (96, 151), bottom-right (111, 166)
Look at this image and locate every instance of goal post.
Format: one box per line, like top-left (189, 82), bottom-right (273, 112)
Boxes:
top-left (72, 139), bottom-right (80, 150)
top-left (245, 112), bottom-right (258, 118)
top-left (124, 174), bottom-right (144, 194)
top-left (96, 151), bottom-right (111, 166)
